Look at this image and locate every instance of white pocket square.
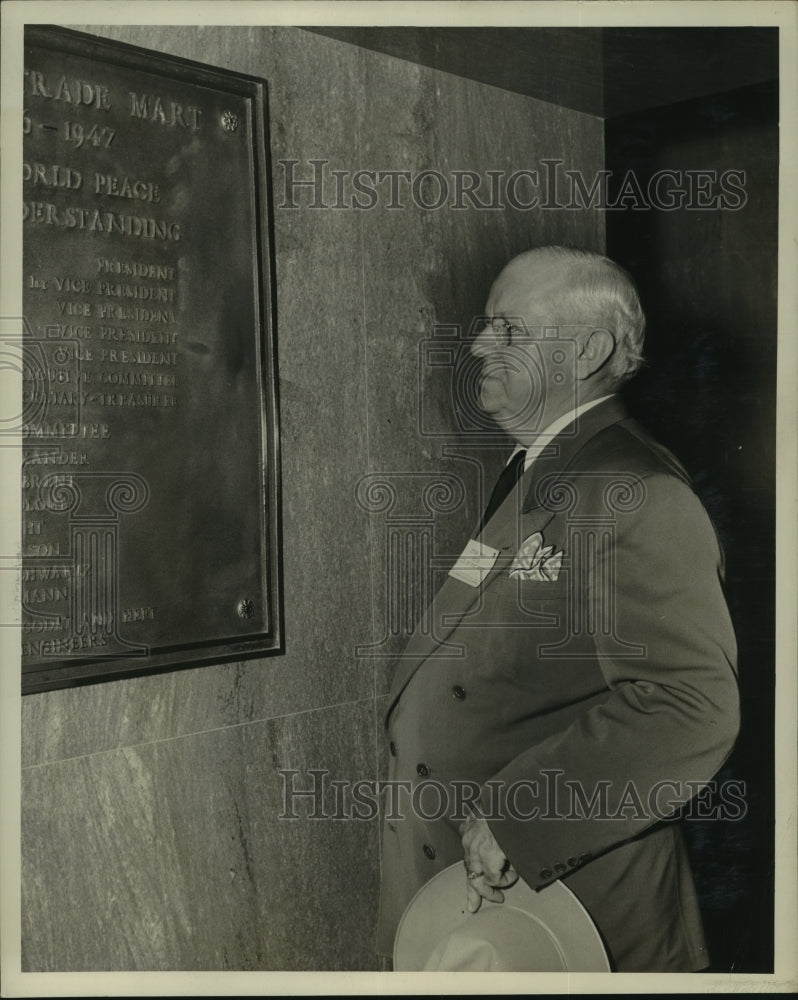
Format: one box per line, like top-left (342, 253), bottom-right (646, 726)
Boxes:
top-left (509, 531), bottom-right (564, 582)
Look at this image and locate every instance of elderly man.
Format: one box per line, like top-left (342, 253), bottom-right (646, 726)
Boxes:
top-left (377, 246), bottom-right (739, 972)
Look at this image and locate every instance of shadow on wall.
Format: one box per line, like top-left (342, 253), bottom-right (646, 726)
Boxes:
top-left (608, 80), bottom-right (778, 973)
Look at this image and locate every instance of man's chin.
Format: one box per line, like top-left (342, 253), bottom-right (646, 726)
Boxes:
top-left (479, 397), bottom-right (541, 438)
top-left (479, 403), bottom-right (515, 435)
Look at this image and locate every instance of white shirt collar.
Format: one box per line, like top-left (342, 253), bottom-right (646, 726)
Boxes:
top-left (508, 394), bottom-right (615, 471)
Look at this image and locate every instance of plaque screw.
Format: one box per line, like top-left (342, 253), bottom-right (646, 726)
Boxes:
top-left (237, 598), bottom-right (255, 619)
top-left (221, 110), bottom-right (239, 133)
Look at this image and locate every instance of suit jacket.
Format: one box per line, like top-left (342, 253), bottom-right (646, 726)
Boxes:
top-left (377, 397), bottom-right (739, 972)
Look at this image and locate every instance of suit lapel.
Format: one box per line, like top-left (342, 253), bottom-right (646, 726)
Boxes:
top-left (519, 395), bottom-right (630, 512)
top-left (385, 397), bottom-right (630, 720)
top-left (388, 488), bottom-right (555, 704)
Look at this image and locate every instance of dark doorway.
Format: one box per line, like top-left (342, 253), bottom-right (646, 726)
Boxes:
top-left (606, 78), bottom-right (778, 973)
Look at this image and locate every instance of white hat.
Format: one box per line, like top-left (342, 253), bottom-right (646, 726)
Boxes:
top-left (394, 863), bottom-right (610, 972)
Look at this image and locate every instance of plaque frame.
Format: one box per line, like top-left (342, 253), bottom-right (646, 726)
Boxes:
top-left (20, 25), bottom-right (283, 693)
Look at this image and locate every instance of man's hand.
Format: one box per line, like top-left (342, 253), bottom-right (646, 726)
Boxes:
top-left (459, 812), bottom-right (519, 913)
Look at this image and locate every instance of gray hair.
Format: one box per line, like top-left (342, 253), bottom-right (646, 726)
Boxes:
top-left (514, 245), bottom-right (646, 385)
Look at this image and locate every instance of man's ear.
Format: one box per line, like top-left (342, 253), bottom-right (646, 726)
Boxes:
top-left (576, 328), bottom-right (615, 379)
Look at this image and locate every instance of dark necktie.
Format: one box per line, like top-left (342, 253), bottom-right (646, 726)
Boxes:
top-left (478, 449), bottom-right (526, 532)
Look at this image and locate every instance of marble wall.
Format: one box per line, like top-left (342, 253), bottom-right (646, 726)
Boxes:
top-left (21, 25), bottom-right (604, 970)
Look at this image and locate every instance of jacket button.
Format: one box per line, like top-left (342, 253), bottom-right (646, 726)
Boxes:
top-left (567, 856), bottom-right (579, 867)
top-left (539, 868), bottom-right (553, 880)
top-left (417, 763), bottom-right (430, 777)
top-left (554, 862), bottom-right (567, 874)
top-left (452, 685), bottom-right (467, 700)
top-left (423, 844), bottom-right (436, 860)
top-left (578, 853), bottom-right (592, 864)
top-left (389, 741), bottom-right (397, 757)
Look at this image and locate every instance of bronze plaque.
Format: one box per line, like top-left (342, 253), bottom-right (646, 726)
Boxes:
top-left (20, 26), bottom-right (282, 692)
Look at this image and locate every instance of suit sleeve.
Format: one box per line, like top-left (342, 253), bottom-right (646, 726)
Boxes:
top-left (482, 472), bottom-right (740, 887)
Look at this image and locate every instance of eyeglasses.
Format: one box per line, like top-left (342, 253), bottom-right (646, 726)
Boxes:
top-left (479, 317), bottom-right (528, 347)
top-left (478, 318), bottom-right (606, 348)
